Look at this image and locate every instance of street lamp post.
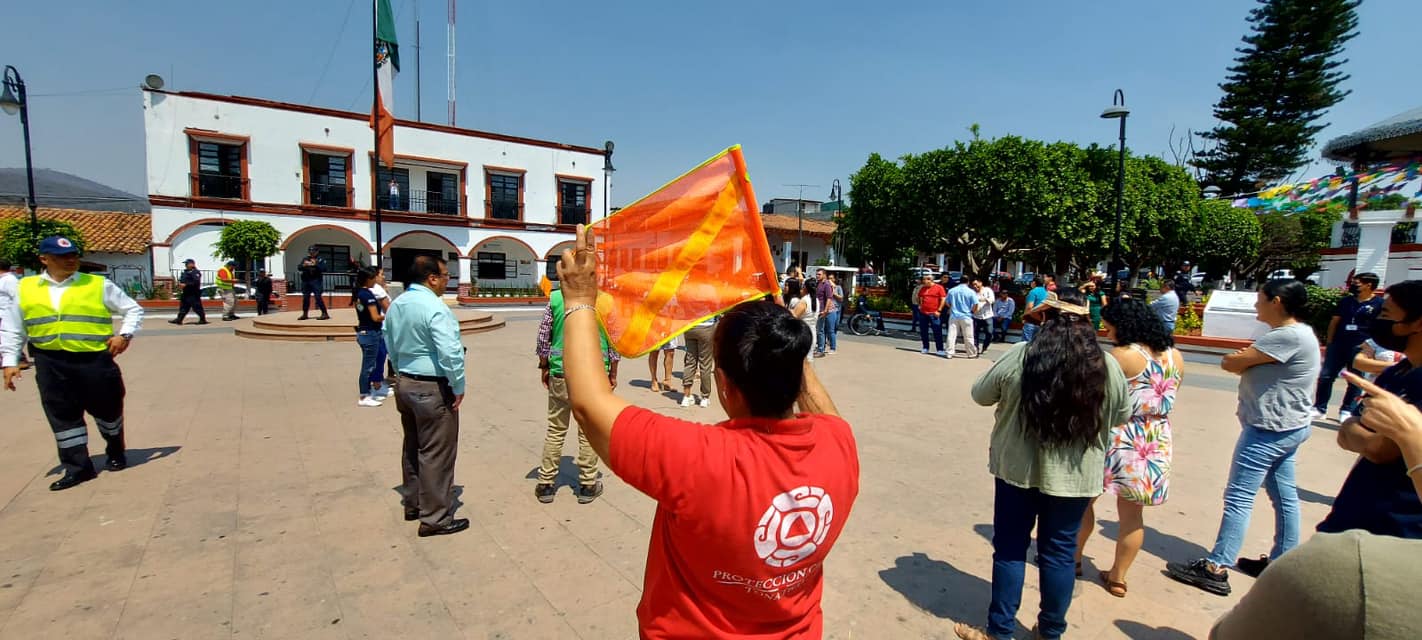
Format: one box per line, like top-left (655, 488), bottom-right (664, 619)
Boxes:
top-left (0, 65), bottom-right (38, 233)
top-left (602, 140), bottom-right (615, 220)
top-left (1100, 89), bottom-right (1129, 287)
top-left (827, 179), bottom-right (843, 265)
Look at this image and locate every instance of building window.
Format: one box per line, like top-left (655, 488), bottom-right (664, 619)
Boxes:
top-left (486, 171), bottom-right (523, 220)
top-left (423, 171), bottom-right (459, 215)
top-left (195, 141), bottom-right (245, 199)
top-left (305, 152), bottom-right (350, 207)
top-left (558, 178), bottom-right (590, 225)
top-left (477, 251), bottom-right (514, 279)
top-left (376, 166), bottom-right (411, 211)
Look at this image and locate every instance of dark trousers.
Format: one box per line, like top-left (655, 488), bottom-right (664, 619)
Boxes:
top-left (919, 312), bottom-right (944, 351)
top-left (301, 280), bottom-right (328, 316)
top-left (32, 349), bottom-right (127, 473)
top-left (988, 479), bottom-right (1091, 640)
top-left (396, 376), bottom-right (459, 527)
top-left (256, 295), bottom-right (271, 315)
top-left (1314, 343), bottom-right (1362, 414)
top-left (910, 304), bottom-right (921, 331)
top-left (974, 318), bottom-right (992, 352)
top-left (175, 290), bottom-right (206, 323)
top-left (993, 317), bottom-right (1011, 343)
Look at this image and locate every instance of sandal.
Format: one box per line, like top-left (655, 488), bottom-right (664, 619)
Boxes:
top-left (650, 381), bottom-right (663, 392)
top-left (1099, 570), bottom-right (1127, 598)
top-left (662, 378), bottom-right (675, 390)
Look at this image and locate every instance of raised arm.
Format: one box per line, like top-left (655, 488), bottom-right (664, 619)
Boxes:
top-left (559, 226), bottom-right (630, 462)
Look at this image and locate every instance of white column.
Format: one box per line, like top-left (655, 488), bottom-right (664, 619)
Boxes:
top-left (150, 244), bottom-right (173, 279)
top-left (1356, 222), bottom-right (1393, 283)
top-left (782, 241), bottom-right (793, 271)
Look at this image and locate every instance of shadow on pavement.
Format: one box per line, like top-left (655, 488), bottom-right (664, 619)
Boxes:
top-left (1097, 518), bottom-right (1210, 562)
top-left (1297, 486), bottom-right (1335, 506)
top-left (973, 523), bottom-right (1037, 565)
top-left (878, 552), bottom-right (990, 624)
top-left (46, 445), bottom-right (181, 477)
top-left (524, 456), bottom-right (605, 491)
top-left (1114, 620), bottom-right (1195, 640)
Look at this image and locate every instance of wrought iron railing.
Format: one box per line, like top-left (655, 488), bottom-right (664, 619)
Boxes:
top-left (485, 199), bottom-right (522, 220)
top-left (306, 182), bottom-right (350, 207)
top-left (558, 204), bottom-right (589, 225)
top-left (193, 172), bottom-right (245, 199)
top-left (377, 189), bottom-right (459, 215)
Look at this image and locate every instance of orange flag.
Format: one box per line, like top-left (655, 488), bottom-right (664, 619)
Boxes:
top-left (591, 145), bottom-right (779, 357)
top-left (539, 275), bottom-right (553, 297)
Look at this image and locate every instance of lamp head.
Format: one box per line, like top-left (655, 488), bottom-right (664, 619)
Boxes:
top-left (0, 81), bottom-right (19, 116)
top-left (1203, 185), bottom-right (1222, 199)
top-left (1099, 105), bottom-right (1129, 119)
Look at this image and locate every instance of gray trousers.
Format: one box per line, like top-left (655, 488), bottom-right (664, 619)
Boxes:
top-left (682, 324), bottom-right (715, 397)
top-left (395, 376), bottom-right (459, 527)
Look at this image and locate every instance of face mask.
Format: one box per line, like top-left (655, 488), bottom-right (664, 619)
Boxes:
top-left (1369, 318), bottom-right (1411, 353)
top-left (1348, 284), bottom-right (1361, 295)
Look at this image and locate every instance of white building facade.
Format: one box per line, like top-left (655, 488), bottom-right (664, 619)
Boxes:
top-left (143, 89), bottom-right (607, 297)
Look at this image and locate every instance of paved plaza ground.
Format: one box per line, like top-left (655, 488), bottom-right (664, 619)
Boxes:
top-left (0, 310), bottom-right (1360, 639)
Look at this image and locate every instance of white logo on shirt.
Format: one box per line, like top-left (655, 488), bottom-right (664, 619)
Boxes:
top-left (754, 486), bottom-right (834, 568)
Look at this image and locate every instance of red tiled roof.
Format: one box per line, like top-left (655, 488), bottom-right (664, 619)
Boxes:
top-left (760, 213), bottom-right (837, 237)
top-left (0, 206), bottom-right (151, 254)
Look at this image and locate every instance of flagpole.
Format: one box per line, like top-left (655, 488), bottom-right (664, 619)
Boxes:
top-left (372, 0), bottom-right (383, 270)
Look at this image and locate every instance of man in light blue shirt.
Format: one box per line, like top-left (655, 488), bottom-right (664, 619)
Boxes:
top-left (946, 280), bottom-right (980, 359)
top-left (383, 255), bottom-right (469, 537)
top-left (1150, 280), bottom-right (1181, 334)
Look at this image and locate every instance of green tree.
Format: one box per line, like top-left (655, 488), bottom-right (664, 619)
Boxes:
top-left (842, 153), bottom-right (911, 267)
top-left (1192, 0), bottom-right (1361, 195)
top-left (0, 219), bottom-right (85, 271)
top-left (1193, 199), bottom-right (1263, 279)
top-left (212, 220), bottom-right (281, 287)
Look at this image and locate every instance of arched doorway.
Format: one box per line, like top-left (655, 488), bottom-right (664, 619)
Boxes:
top-left (281, 225), bottom-right (374, 293)
top-left (544, 241), bottom-right (576, 280)
top-left (472, 236), bottom-right (538, 291)
top-left (385, 230), bottom-right (460, 291)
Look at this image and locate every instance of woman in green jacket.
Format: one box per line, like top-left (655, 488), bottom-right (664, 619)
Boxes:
top-left (956, 290), bottom-right (1131, 640)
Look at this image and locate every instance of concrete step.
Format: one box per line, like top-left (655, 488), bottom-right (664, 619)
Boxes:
top-left (234, 309), bottom-right (505, 342)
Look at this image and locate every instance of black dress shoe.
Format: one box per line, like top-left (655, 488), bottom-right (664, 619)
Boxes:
top-left (417, 518), bottom-right (470, 537)
top-left (167, 319), bottom-right (182, 325)
top-left (318, 314), bottom-right (331, 320)
top-left (195, 320), bottom-right (210, 325)
top-left (105, 454), bottom-right (127, 471)
top-left (403, 507), bottom-right (420, 521)
top-left (49, 467), bottom-right (98, 491)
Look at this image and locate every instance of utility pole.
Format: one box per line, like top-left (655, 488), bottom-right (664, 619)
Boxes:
top-left (415, 0), bottom-right (421, 121)
top-left (783, 183), bottom-right (819, 272)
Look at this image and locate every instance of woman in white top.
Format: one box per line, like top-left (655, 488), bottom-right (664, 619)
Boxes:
top-left (785, 279), bottom-right (816, 361)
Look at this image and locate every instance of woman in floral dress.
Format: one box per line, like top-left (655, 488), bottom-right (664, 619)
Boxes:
top-left (1075, 297), bottom-right (1183, 597)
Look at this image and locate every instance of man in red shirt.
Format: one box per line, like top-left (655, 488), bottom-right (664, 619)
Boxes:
top-left (916, 274), bottom-right (948, 356)
top-left (556, 226), bottom-right (860, 638)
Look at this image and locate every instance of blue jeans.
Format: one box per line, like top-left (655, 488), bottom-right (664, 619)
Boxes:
top-left (1021, 322), bottom-right (1039, 342)
top-left (919, 312), bottom-right (944, 351)
top-left (820, 310), bottom-right (840, 351)
top-left (993, 317), bottom-right (1011, 343)
top-left (356, 330), bottom-right (382, 396)
top-left (1206, 425), bottom-right (1311, 566)
top-left (1314, 343), bottom-right (1363, 414)
top-left (910, 305), bottom-right (921, 331)
top-left (988, 479), bottom-right (1091, 640)
top-left (371, 337), bottom-right (388, 385)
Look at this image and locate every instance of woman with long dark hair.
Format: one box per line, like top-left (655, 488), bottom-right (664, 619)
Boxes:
top-left (352, 266), bottom-right (386, 407)
top-left (957, 290), bottom-right (1131, 640)
top-left (1075, 297), bottom-right (1184, 597)
top-left (1167, 279), bottom-right (1319, 596)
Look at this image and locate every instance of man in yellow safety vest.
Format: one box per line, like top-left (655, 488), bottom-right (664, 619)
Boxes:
top-left (1, 236), bottom-right (144, 491)
top-left (217, 259), bottom-right (239, 321)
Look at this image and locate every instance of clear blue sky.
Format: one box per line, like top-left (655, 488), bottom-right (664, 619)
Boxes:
top-left (2, 0), bottom-right (1420, 206)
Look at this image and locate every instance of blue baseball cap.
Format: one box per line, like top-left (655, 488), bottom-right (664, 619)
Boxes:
top-left (38, 236), bottom-right (80, 255)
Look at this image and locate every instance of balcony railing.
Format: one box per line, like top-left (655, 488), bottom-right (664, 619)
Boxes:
top-left (1341, 222), bottom-right (1360, 248)
top-left (559, 204), bottom-right (590, 225)
top-left (1339, 221), bottom-right (1418, 248)
top-left (485, 199), bottom-right (522, 221)
top-left (305, 182), bottom-right (350, 207)
top-left (378, 189), bottom-right (459, 215)
top-left (193, 172), bottom-right (245, 199)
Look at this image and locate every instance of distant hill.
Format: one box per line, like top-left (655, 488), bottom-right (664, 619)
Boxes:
top-left (0, 168), bottom-right (148, 212)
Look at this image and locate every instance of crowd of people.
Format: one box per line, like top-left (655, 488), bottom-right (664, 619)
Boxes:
top-left (6, 228), bottom-right (1422, 638)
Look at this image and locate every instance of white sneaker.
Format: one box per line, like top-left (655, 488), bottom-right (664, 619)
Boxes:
top-left (680, 395), bottom-right (696, 407)
top-left (358, 396), bottom-right (383, 407)
top-left (1338, 410), bottom-right (1353, 423)
top-left (371, 388), bottom-right (390, 401)
top-left (1308, 407), bottom-right (1324, 420)
top-left (938, 351), bottom-right (949, 358)
top-left (921, 348), bottom-right (929, 354)
top-left (698, 397), bottom-right (711, 408)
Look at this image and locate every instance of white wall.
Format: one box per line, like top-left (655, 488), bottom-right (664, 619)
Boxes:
top-left (143, 90), bottom-right (606, 225)
top-left (1317, 250), bottom-right (1422, 288)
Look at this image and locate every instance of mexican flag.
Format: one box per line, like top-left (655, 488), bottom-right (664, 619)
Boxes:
top-left (372, 0), bottom-right (399, 169)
